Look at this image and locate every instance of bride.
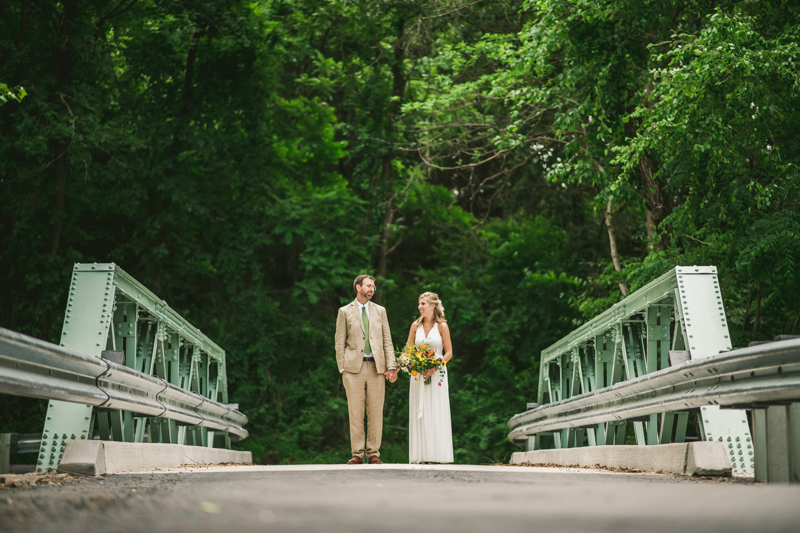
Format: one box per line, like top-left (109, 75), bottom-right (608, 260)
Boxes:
top-left (406, 292), bottom-right (454, 464)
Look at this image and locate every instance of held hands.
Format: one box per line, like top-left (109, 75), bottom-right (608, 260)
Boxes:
top-left (384, 369), bottom-right (398, 383)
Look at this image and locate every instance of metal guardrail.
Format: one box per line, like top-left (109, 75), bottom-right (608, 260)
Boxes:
top-left (509, 265), bottom-right (800, 483)
top-left (508, 338), bottom-right (800, 484)
top-left (0, 327), bottom-right (248, 438)
top-left (508, 338), bottom-right (800, 439)
top-left (523, 266), bottom-right (756, 476)
top-left (1, 263), bottom-right (246, 472)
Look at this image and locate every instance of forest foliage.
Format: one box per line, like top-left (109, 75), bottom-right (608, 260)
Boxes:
top-left (1, 0), bottom-right (798, 464)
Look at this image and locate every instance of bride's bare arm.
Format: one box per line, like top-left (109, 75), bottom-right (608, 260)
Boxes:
top-left (406, 323), bottom-right (417, 346)
top-left (439, 323), bottom-right (453, 363)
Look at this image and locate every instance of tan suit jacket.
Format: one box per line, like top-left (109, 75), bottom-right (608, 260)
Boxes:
top-left (335, 300), bottom-right (395, 374)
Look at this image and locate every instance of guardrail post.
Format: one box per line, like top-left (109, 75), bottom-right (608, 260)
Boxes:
top-left (766, 406), bottom-right (791, 482)
top-left (673, 412), bottom-right (689, 443)
top-left (755, 404), bottom-right (800, 483)
top-left (1, 433), bottom-right (12, 474)
top-left (213, 432), bottom-right (231, 450)
top-left (791, 404), bottom-right (800, 483)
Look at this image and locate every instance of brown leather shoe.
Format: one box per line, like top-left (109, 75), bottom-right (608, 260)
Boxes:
top-left (346, 456), bottom-right (363, 465)
top-left (368, 456), bottom-right (382, 464)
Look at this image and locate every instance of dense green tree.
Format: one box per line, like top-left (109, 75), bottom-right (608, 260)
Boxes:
top-left (1, 0), bottom-right (798, 464)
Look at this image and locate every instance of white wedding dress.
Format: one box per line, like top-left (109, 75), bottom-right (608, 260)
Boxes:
top-left (409, 321), bottom-right (454, 463)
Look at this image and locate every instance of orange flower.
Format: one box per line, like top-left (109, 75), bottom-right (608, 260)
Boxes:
top-left (411, 371), bottom-right (417, 376)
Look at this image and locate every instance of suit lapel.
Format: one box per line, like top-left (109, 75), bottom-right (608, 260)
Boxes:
top-left (369, 301), bottom-right (379, 330)
top-left (351, 300), bottom-right (365, 335)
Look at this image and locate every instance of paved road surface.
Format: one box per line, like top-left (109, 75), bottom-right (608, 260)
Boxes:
top-left (2, 464), bottom-right (799, 532)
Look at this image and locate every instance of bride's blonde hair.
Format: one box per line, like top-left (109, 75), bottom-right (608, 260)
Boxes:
top-left (414, 292), bottom-right (446, 325)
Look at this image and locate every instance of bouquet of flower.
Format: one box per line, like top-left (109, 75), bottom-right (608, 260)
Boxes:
top-left (394, 342), bottom-right (446, 385)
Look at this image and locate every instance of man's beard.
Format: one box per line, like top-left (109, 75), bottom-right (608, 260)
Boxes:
top-left (365, 292), bottom-right (373, 300)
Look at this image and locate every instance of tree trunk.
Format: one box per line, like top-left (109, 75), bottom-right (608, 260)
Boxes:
top-left (376, 190), bottom-right (393, 283)
top-left (604, 200), bottom-right (629, 296)
top-left (48, 0), bottom-right (79, 258)
top-left (38, 0), bottom-right (79, 335)
top-left (624, 120), bottom-right (670, 250)
top-left (753, 282), bottom-right (764, 333)
top-left (150, 223), bottom-right (169, 292)
top-left (49, 153), bottom-right (67, 258)
top-left (182, 33), bottom-right (201, 115)
top-left (637, 151), bottom-right (669, 248)
top-left (374, 19), bottom-right (407, 300)
top-left (39, 151), bottom-right (68, 333)
top-left (741, 288), bottom-right (753, 332)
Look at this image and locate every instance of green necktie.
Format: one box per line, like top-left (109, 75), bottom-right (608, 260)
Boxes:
top-left (362, 306), bottom-right (371, 354)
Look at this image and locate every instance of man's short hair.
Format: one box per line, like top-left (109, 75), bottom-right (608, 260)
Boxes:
top-left (354, 274), bottom-right (375, 294)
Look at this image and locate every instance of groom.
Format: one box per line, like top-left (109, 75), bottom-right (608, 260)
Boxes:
top-left (335, 274), bottom-right (397, 464)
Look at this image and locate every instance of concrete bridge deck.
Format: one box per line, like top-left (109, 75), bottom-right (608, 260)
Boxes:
top-left (2, 464), bottom-right (799, 532)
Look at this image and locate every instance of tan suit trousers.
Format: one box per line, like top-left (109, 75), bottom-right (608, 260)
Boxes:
top-left (342, 360), bottom-right (385, 459)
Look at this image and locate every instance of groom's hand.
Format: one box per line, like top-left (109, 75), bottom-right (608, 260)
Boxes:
top-left (384, 369), bottom-right (398, 383)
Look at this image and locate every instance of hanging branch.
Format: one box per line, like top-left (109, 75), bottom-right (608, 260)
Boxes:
top-left (96, 0), bottom-right (139, 30)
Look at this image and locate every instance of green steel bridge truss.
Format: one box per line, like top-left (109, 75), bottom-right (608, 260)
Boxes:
top-left (533, 266), bottom-right (754, 475)
top-left (38, 263), bottom-right (232, 472)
